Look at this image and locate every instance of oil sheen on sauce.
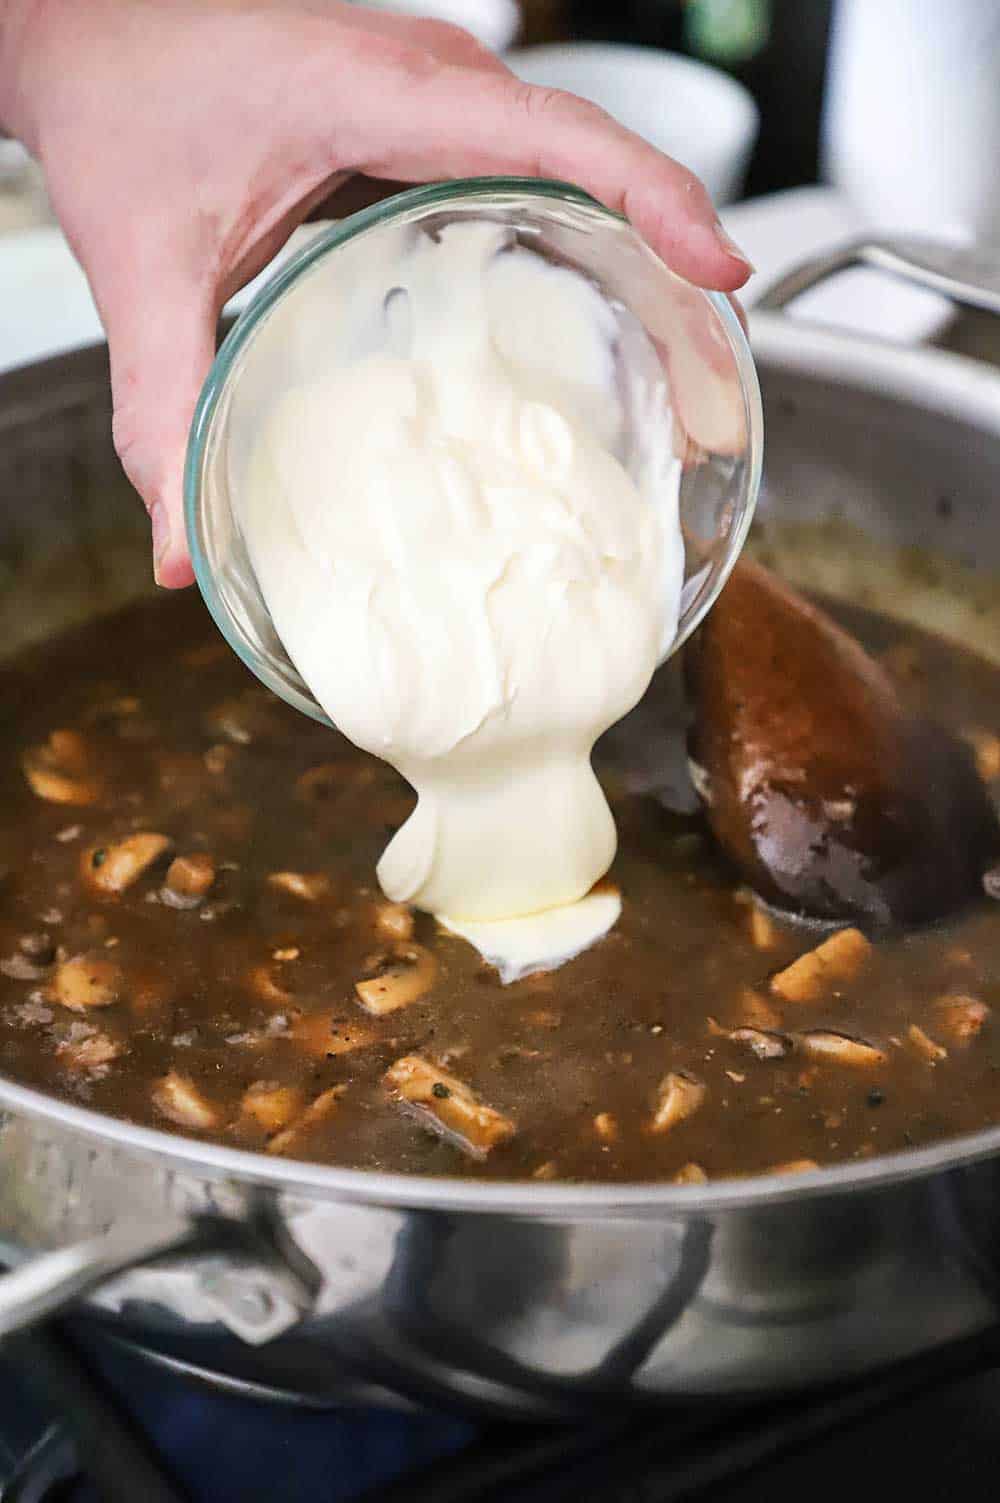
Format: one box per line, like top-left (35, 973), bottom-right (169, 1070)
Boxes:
top-left (241, 221), bottom-right (684, 980)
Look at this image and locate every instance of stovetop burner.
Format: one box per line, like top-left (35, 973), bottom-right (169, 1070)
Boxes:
top-left (3, 1322), bottom-right (1000, 1503)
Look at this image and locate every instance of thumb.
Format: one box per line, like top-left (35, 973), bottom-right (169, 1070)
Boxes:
top-left (98, 260), bottom-right (217, 589)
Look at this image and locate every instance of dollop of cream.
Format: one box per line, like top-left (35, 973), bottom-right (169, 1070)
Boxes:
top-left (241, 221), bottom-right (683, 972)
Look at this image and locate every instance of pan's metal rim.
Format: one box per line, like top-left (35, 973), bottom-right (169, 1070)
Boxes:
top-left (1, 1064), bottom-right (999, 1218)
top-left (748, 309), bottom-right (1000, 434)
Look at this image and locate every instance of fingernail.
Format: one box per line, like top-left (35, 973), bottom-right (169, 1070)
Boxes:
top-left (151, 501), bottom-right (169, 585)
top-left (714, 219), bottom-right (755, 274)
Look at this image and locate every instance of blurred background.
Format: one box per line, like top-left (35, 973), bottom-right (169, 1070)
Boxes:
top-left (3, 0), bottom-right (999, 367)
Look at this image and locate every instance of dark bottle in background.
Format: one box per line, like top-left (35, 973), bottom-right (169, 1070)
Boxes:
top-left (561, 0), bottom-right (835, 196)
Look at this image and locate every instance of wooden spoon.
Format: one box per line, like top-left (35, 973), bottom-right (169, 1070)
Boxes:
top-left (686, 561), bottom-right (999, 926)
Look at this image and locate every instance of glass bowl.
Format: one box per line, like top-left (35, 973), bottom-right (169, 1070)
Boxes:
top-left (185, 177), bottom-right (763, 727)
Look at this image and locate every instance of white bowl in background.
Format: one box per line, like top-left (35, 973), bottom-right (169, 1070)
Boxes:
top-left (351, 0), bottom-right (520, 53)
top-left (506, 43), bottom-right (758, 208)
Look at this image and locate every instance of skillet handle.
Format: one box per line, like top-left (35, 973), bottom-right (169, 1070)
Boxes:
top-left (0, 1202), bottom-right (320, 1346)
top-left (756, 236), bottom-right (1000, 317)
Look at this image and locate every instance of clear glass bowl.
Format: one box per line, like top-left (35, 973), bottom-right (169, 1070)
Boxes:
top-left (185, 177), bottom-right (763, 727)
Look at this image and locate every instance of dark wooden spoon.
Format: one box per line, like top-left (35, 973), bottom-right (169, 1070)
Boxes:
top-left (686, 560), bottom-right (1000, 926)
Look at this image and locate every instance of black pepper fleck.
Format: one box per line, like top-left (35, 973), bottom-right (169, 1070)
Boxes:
top-left (91, 849), bottom-right (107, 868)
top-left (432, 1082), bottom-right (450, 1099)
top-left (867, 1088), bottom-right (885, 1108)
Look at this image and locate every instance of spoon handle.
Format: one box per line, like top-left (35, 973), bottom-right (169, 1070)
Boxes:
top-left (757, 236), bottom-right (1000, 318)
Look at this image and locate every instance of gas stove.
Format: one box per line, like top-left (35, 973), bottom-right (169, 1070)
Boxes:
top-left (2, 1322), bottom-right (999, 1502)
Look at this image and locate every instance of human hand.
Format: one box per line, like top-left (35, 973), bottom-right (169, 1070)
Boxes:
top-left (3, 0), bottom-right (751, 586)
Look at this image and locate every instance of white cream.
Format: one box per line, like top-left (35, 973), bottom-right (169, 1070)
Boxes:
top-left (240, 221), bottom-right (683, 974)
top-left (440, 887), bottom-right (623, 986)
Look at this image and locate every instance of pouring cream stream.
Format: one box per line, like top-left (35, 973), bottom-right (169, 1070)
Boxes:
top-left (240, 221), bottom-right (684, 980)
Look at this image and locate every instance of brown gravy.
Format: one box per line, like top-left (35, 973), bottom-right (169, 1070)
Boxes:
top-left (0, 590), bottom-right (998, 1183)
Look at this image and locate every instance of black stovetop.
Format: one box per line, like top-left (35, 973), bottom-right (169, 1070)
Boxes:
top-left (2, 1323), bottom-right (999, 1503)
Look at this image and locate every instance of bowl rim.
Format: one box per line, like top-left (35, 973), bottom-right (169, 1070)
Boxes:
top-left (184, 175), bottom-right (763, 725)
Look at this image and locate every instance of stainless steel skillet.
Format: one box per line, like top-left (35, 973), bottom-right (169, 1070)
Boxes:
top-left (0, 240), bottom-right (998, 1417)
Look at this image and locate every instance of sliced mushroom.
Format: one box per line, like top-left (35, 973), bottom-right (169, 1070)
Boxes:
top-left (0, 956), bottom-right (47, 982)
top-left (152, 1070), bottom-right (220, 1130)
top-left (161, 853), bottom-right (216, 909)
top-left (245, 964), bottom-right (293, 1008)
top-left (19, 932), bottom-right (56, 965)
top-left (770, 927), bottom-right (871, 1004)
top-left (204, 743), bottom-right (236, 776)
top-left (749, 907), bottom-right (781, 951)
top-left (57, 1030), bottom-right (123, 1073)
top-left (50, 952), bottom-right (121, 1011)
top-left (355, 944), bottom-right (437, 1015)
top-left (267, 871), bottom-right (332, 903)
top-left (794, 1030), bottom-right (886, 1069)
top-left (23, 729), bottom-right (101, 805)
top-left (290, 1011), bottom-right (378, 1058)
top-left (383, 1054), bottom-right (515, 1159)
top-left (730, 1027), bottom-right (792, 1061)
top-left (239, 1081), bottom-right (307, 1136)
top-left (960, 727), bottom-right (1000, 782)
top-left (907, 1023), bottom-right (947, 1063)
top-left (674, 1162), bottom-right (708, 1185)
top-left (82, 833), bottom-right (172, 895)
top-left (373, 902), bottom-right (415, 943)
top-left (649, 1072), bottom-right (706, 1134)
top-left (933, 994), bottom-right (991, 1044)
top-left (266, 1085), bottom-right (346, 1156)
top-left (205, 694), bottom-right (274, 745)
top-left (593, 1112), bottom-right (619, 1142)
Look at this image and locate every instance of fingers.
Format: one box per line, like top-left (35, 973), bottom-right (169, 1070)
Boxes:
top-left (342, 64), bottom-right (753, 291)
top-left (95, 253), bottom-right (217, 588)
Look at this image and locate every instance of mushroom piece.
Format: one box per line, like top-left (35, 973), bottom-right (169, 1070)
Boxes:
top-left (23, 729), bottom-right (101, 805)
top-left (649, 1072), bottom-right (706, 1134)
top-left (290, 1011), bottom-right (378, 1058)
top-left (907, 1024), bottom-right (948, 1063)
top-left (749, 907), bottom-right (781, 951)
top-left (373, 902), bottom-right (415, 943)
top-left (152, 1070), bottom-right (220, 1130)
top-left (161, 853), bottom-right (216, 909)
top-left (267, 871), bottom-right (332, 902)
top-left (793, 1030), bottom-right (887, 1069)
top-left (0, 933), bottom-right (55, 981)
top-left (960, 728), bottom-right (1000, 783)
top-left (245, 964), bottom-right (293, 1008)
top-left (687, 561), bottom-right (1000, 924)
top-left (50, 952), bottom-right (121, 1011)
top-left (674, 1163), bottom-right (709, 1185)
top-left (770, 927), bottom-right (871, 1004)
top-left (729, 1027), bottom-right (792, 1061)
top-left (57, 1030), bottom-right (123, 1073)
top-left (355, 944), bottom-right (437, 1015)
top-left (933, 994), bottom-right (991, 1044)
top-left (205, 694), bottom-right (275, 745)
top-left (383, 1054), bottom-right (516, 1159)
top-left (239, 1081), bottom-right (307, 1136)
top-left (266, 1086), bottom-right (346, 1156)
top-left (82, 833), bottom-right (172, 896)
